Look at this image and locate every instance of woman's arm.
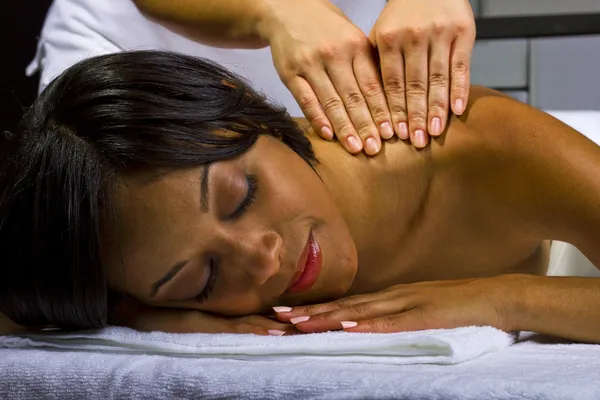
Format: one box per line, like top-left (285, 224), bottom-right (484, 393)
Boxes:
top-left (132, 0), bottom-right (279, 48)
top-left (459, 87), bottom-right (600, 342)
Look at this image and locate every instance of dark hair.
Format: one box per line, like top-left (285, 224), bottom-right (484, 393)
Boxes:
top-left (0, 50), bottom-right (316, 330)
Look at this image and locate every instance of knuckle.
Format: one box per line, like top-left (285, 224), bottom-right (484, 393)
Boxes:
top-left (384, 76), bottom-right (405, 93)
top-left (377, 30), bottom-right (399, 49)
top-left (405, 80), bottom-right (427, 96)
top-left (431, 21), bottom-right (448, 37)
top-left (361, 80), bottom-right (384, 98)
top-left (405, 26), bottom-right (427, 45)
top-left (455, 21), bottom-right (474, 36)
top-left (429, 99), bottom-right (447, 115)
top-left (344, 91), bottom-right (367, 108)
top-left (352, 302), bottom-right (375, 315)
top-left (337, 124), bottom-right (357, 140)
top-left (356, 124), bottom-right (376, 139)
top-left (371, 107), bottom-right (391, 124)
top-left (452, 59), bottom-right (470, 75)
top-left (346, 32), bottom-right (369, 50)
top-left (335, 298), bottom-right (357, 310)
top-left (371, 316), bottom-right (394, 331)
top-left (428, 71), bottom-right (448, 87)
top-left (319, 43), bottom-right (342, 62)
top-left (409, 111), bottom-right (427, 125)
top-left (321, 96), bottom-right (345, 113)
top-left (297, 94), bottom-right (320, 111)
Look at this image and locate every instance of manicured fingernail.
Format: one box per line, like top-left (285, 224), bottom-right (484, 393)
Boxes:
top-left (398, 122), bottom-right (409, 139)
top-left (380, 122), bottom-right (394, 139)
top-left (415, 130), bottom-right (427, 148)
top-left (273, 306), bottom-right (293, 313)
top-left (290, 316), bottom-right (310, 324)
top-left (365, 137), bottom-right (379, 154)
top-left (321, 126), bottom-right (333, 140)
top-left (431, 117), bottom-right (441, 136)
top-left (346, 136), bottom-right (362, 152)
top-left (454, 99), bottom-right (464, 115)
top-left (268, 330), bottom-right (286, 336)
top-left (341, 321), bottom-right (358, 329)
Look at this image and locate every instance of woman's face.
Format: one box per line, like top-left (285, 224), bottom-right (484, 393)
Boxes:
top-left (105, 135), bottom-right (358, 316)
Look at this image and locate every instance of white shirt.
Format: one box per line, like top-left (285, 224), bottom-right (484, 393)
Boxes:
top-left (28, 0), bottom-right (387, 117)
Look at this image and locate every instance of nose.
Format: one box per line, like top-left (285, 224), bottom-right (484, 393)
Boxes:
top-left (231, 229), bottom-right (283, 285)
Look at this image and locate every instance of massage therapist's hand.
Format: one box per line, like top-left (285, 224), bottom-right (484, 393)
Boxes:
top-left (112, 299), bottom-right (298, 335)
top-left (369, 0), bottom-right (476, 147)
top-left (274, 277), bottom-right (511, 333)
top-left (263, 0), bottom-right (394, 155)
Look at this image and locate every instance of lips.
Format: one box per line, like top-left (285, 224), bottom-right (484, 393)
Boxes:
top-left (286, 232), bottom-right (322, 294)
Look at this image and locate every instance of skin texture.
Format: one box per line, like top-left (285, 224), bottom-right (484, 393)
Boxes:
top-left (97, 86), bottom-right (600, 343)
top-left (133, 0), bottom-right (476, 152)
top-left (4, 87), bottom-right (600, 341)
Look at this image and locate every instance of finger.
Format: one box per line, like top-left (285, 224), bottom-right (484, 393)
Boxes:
top-left (353, 52), bottom-right (394, 141)
top-left (287, 76), bottom-right (334, 140)
top-left (403, 35), bottom-right (430, 148)
top-left (378, 37), bottom-right (409, 139)
top-left (292, 300), bottom-right (408, 333)
top-left (306, 70), bottom-right (363, 154)
top-left (427, 34), bottom-right (452, 137)
top-left (342, 310), bottom-right (435, 333)
top-left (449, 35), bottom-right (475, 116)
top-left (326, 63), bottom-right (381, 156)
top-left (273, 294), bottom-right (382, 322)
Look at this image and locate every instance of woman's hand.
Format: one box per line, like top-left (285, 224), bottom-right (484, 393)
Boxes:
top-left (274, 277), bottom-right (511, 333)
top-left (112, 298), bottom-right (297, 336)
top-left (262, 0), bottom-right (394, 155)
top-left (369, 0), bottom-right (476, 148)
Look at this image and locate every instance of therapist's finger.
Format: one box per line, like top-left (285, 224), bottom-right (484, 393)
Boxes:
top-left (307, 70), bottom-right (363, 154)
top-left (327, 63), bottom-right (381, 156)
top-left (353, 52), bottom-right (395, 141)
top-left (288, 76), bottom-right (334, 140)
top-left (378, 40), bottom-right (409, 140)
top-left (427, 35), bottom-right (452, 137)
top-left (449, 35), bottom-right (474, 116)
top-left (403, 36), bottom-right (430, 148)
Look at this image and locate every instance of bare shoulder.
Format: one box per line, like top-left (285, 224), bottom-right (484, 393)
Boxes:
top-left (442, 86), bottom-right (600, 267)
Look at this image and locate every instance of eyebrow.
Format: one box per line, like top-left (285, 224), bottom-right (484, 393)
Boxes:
top-left (200, 165), bottom-right (210, 213)
top-left (150, 260), bottom-right (187, 298)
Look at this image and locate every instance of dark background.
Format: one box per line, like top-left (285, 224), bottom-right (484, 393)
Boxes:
top-left (1, 1), bottom-right (51, 133)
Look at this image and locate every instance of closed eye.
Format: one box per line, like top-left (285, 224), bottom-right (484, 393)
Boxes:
top-left (230, 174), bottom-right (259, 219)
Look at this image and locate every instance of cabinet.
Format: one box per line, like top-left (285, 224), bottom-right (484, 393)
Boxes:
top-left (470, 0), bottom-right (600, 110)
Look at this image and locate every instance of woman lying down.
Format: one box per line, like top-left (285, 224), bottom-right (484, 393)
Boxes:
top-left (1, 51), bottom-right (600, 342)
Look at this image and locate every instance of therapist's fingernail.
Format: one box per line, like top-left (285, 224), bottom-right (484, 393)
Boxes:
top-left (290, 316), bottom-right (310, 324)
top-left (341, 321), bottom-right (358, 329)
top-left (272, 306), bottom-right (293, 313)
top-left (398, 122), bottom-right (409, 139)
top-left (380, 122), bottom-right (394, 139)
top-left (268, 330), bottom-right (286, 336)
top-left (415, 130), bottom-right (427, 148)
top-left (365, 138), bottom-right (379, 155)
top-left (321, 126), bottom-right (333, 140)
top-left (454, 99), bottom-right (464, 115)
top-left (346, 136), bottom-right (362, 153)
top-left (431, 117), bottom-right (441, 136)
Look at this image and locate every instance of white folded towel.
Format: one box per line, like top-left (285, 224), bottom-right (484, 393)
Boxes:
top-left (1, 325), bottom-right (514, 365)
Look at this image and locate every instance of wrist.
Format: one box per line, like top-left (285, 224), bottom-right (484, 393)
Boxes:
top-left (485, 273), bottom-right (535, 332)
